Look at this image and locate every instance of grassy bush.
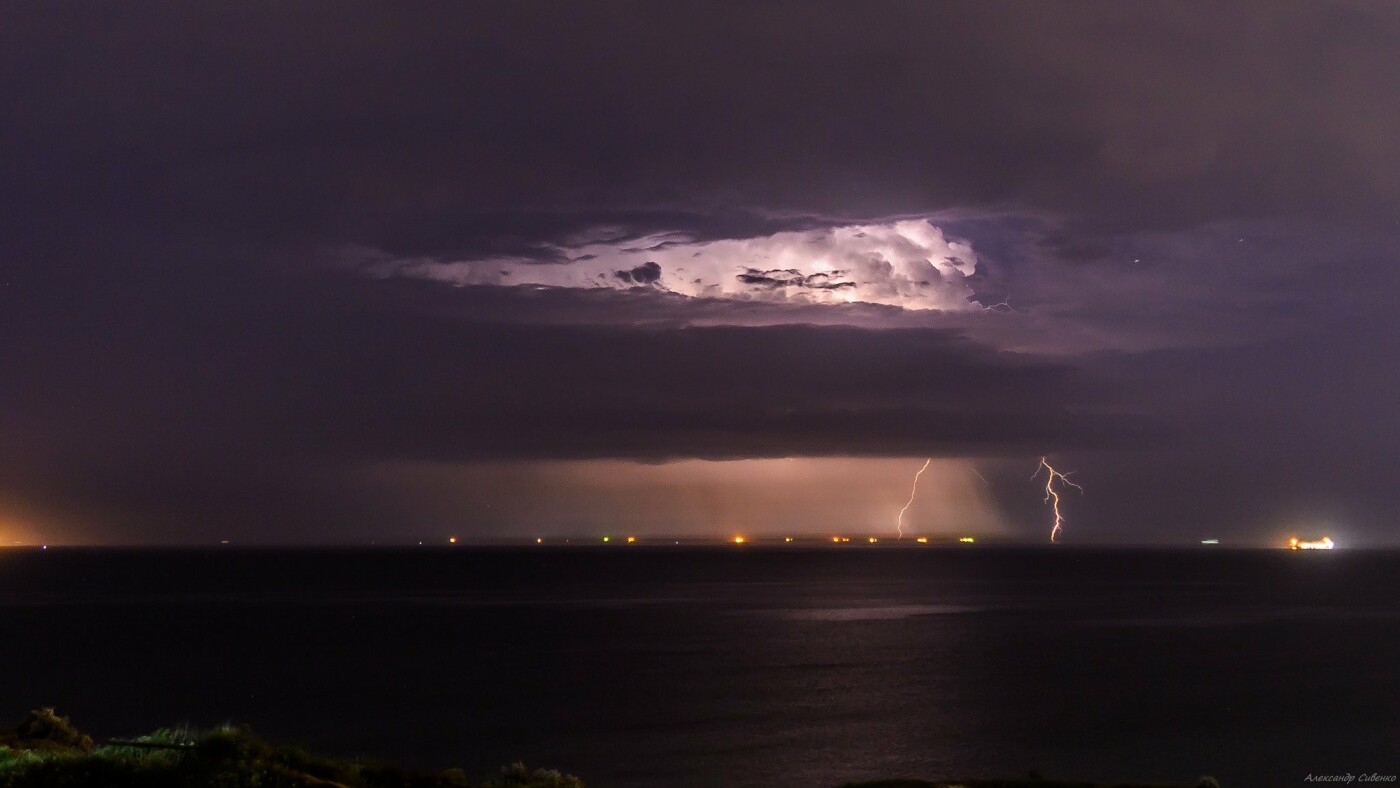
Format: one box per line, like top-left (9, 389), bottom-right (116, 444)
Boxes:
top-left (484, 762), bottom-right (585, 788)
top-left (0, 710), bottom-right (582, 788)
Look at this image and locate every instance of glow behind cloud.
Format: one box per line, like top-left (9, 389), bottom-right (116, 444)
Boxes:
top-left (377, 219), bottom-right (983, 312)
top-left (362, 457), bottom-right (1007, 538)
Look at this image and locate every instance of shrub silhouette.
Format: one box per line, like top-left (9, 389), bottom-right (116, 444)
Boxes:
top-left (0, 710), bottom-right (584, 788)
top-left (485, 762), bottom-right (585, 788)
top-left (1, 708), bottom-right (93, 753)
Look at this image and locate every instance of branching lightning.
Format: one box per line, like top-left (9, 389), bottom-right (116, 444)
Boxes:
top-left (896, 458), bottom-right (933, 539)
top-left (1032, 457), bottom-right (1083, 543)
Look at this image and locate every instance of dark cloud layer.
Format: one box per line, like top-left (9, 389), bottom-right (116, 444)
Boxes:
top-left (3, 3), bottom-right (1400, 543)
top-left (0, 265), bottom-right (1132, 539)
top-left (737, 269), bottom-right (858, 291)
top-left (615, 262), bottom-right (662, 286)
top-left (5, 262), bottom-right (1399, 543)
top-left (6, 2), bottom-right (1399, 260)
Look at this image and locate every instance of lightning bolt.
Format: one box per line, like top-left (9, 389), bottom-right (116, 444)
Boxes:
top-left (896, 458), bottom-right (933, 539)
top-left (1032, 457), bottom-right (1082, 543)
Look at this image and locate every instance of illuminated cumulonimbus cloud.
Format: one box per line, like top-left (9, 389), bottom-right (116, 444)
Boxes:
top-left (382, 218), bottom-right (983, 312)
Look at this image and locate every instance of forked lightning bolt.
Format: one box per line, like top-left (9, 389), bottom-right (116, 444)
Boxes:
top-left (1032, 457), bottom-right (1082, 543)
top-left (896, 458), bottom-right (933, 539)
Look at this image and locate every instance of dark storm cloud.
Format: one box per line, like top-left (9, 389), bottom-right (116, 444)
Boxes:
top-left (1036, 235), bottom-right (1112, 264)
top-left (0, 268), bottom-right (1129, 463)
top-left (6, 1), bottom-right (1400, 265)
top-left (736, 269), bottom-right (858, 291)
top-left (6, 244), bottom-right (1400, 542)
top-left (0, 264), bottom-right (1157, 541)
top-left (4, 2), bottom-right (1400, 543)
top-left (615, 262), bottom-right (662, 286)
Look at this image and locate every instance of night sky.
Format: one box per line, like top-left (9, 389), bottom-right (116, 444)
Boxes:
top-left (4, 2), bottom-right (1399, 545)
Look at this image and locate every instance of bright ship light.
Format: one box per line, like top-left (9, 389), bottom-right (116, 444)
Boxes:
top-left (1290, 536), bottom-right (1334, 550)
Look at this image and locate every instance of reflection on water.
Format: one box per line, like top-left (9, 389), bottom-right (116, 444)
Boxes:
top-left (1, 547), bottom-right (1398, 788)
top-left (764, 604), bottom-right (982, 621)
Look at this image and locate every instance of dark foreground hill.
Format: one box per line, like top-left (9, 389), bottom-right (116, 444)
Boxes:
top-left (3, 708), bottom-right (1221, 788)
top-left (0, 708), bottom-right (579, 788)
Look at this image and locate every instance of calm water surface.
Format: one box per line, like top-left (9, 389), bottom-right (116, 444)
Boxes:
top-left (2, 547), bottom-right (1397, 787)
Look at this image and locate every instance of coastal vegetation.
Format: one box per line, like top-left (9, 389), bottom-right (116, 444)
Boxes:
top-left (0, 709), bottom-right (580, 788)
top-left (3, 708), bottom-right (1221, 788)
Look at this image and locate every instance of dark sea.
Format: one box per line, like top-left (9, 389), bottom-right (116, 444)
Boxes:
top-left (2, 547), bottom-right (1397, 787)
